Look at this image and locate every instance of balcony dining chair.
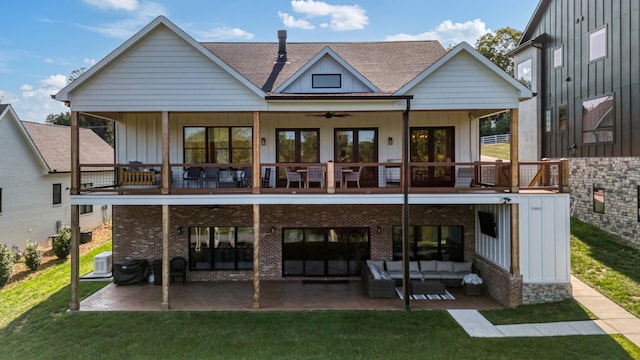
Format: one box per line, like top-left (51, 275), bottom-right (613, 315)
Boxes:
top-left (169, 256), bottom-right (187, 285)
top-left (344, 166), bottom-right (362, 188)
top-left (306, 166), bottom-right (325, 188)
top-left (241, 167), bottom-right (252, 188)
top-left (334, 166), bottom-right (343, 188)
top-left (285, 167), bottom-right (302, 188)
top-left (454, 166), bottom-right (475, 188)
top-left (183, 167), bottom-right (203, 188)
top-left (201, 167), bottom-right (219, 188)
top-left (262, 167), bottom-right (272, 188)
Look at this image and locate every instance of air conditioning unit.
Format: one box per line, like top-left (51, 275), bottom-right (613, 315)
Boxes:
top-left (94, 251), bottom-right (113, 275)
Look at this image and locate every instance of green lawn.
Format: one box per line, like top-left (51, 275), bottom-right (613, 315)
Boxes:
top-left (480, 143), bottom-right (510, 160)
top-left (1, 223), bottom-right (640, 359)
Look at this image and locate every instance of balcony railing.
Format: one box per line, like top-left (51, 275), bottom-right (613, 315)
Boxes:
top-left (77, 159), bottom-right (569, 195)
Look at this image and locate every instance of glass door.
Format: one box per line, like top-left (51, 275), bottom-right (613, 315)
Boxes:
top-left (335, 129), bottom-right (378, 187)
top-left (410, 127), bottom-right (454, 187)
top-left (276, 129), bottom-right (319, 187)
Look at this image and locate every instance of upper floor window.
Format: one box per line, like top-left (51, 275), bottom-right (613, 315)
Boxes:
top-left (582, 95), bottom-right (614, 144)
top-left (553, 46), bottom-right (563, 68)
top-left (312, 74), bottom-right (341, 89)
top-left (589, 27), bottom-right (607, 61)
top-left (545, 108), bottom-right (552, 133)
top-left (0, 188), bottom-right (2, 213)
top-left (516, 59), bottom-right (531, 88)
top-left (80, 183), bottom-right (93, 214)
top-left (558, 105), bottom-right (568, 131)
top-left (184, 126), bottom-right (252, 164)
top-left (53, 183), bottom-right (62, 205)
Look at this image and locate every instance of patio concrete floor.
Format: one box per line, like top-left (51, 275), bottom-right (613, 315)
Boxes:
top-left (79, 279), bottom-right (503, 312)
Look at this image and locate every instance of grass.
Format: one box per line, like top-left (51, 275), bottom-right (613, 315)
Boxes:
top-left (480, 143), bottom-right (510, 160)
top-left (1, 222), bottom-right (640, 359)
top-left (571, 217), bottom-right (640, 319)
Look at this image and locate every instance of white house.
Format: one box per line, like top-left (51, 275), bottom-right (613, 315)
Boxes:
top-left (0, 104), bottom-right (113, 251)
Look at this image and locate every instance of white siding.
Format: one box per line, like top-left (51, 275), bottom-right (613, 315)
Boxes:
top-left (282, 55), bottom-right (372, 93)
top-left (475, 204), bottom-right (511, 270)
top-left (519, 194), bottom-right (571, 283)
top-left (69, 27), bottom-right (266, 112)
top-left (408, 52), bottom-right (521, 110)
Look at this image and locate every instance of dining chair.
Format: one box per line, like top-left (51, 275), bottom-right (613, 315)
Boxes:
top-left (306, 166), bottom-right (325, 188)
top-left (169, 256), bottom-right (187, 285)
top-left (334, 166), bottom-right (343, 188)
top-left (344, 166), bottom-right (362, 188)
top-left (285, 167), bottom-right (302, 188)
top-left (183, 167), bottom-right (203, 188)
top-left (201, 167), bottom-right (219, 188)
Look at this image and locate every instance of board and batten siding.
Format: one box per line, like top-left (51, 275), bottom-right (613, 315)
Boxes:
top-left (408, 52), bottom-right (521, 110)
top-left (69, 26), bottom-right (266, 112)
top-left (475, 204), bottom-right (511, 271)
top-left (281, 55), bottom-right (373, 93)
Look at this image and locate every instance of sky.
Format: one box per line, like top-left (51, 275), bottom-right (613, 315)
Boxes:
top-left (0, 0), bottom-right (539, 123)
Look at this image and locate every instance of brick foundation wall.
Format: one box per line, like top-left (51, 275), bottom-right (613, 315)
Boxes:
top-left (474, 256), bottom-right (522, 308)
top-left (570, 157), bottom-right (640, 246)
top-left (522, 283), bottom-right (572, 304)
top-left (113, 204), bottom-right (475, 281)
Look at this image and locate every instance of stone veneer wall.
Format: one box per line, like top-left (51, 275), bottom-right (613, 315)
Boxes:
top-left (522, 283), bottom-right (572, 304)
top-left (570, 157), bottom-right (640, 245)
top-left (112, 204), bottom-right (475, 282)
top-left (474, 255), bottom-right (522, 308)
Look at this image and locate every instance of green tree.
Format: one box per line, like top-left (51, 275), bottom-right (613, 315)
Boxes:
top-left (475, 27), bottom-right (522, 76)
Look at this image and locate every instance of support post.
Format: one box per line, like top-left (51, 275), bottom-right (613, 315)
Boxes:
top-left (510, 203), bottom-right (520, 275)
top-left (162, 204), bottom-right (170, 310)
top-left (253, 111), bottom-right (261, 194)
top-left (510, 108), bottom-right (519, 193)
top-left (560, 158), bottom-right (570, 193)
top-left (161, 111), bottom-right (170, 194)
top-left (327, 161), bottom-right (335, 194)
top-left (69, 111), bottom-right (80, 311)
top-left (402, 101), bottom-right (411, 310)
top-left (252, 204), bottom-right (261, 309)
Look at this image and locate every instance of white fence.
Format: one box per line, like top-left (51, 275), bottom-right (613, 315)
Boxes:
top-left (481, 134), bottom-right (510, 145)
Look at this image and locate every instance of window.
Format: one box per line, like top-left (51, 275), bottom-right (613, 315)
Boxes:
top-left (593, 187), bottom-right (605, 214)
top-left (558, 105), bottom-right (568, 131)
top-left (80, 183), bottom-right (93, 214)
top-left (392, 225), bottom-right (464, 261)
top-left (188, 226), bottom-right (253, 271)
top-left (312, 74), bottom-right (341, 88)
top-left (335, 128), bottom-right (378, 187)
top-left (282, 227), bottom-right (369, 276)
top-left (545, 108), bottom-right (552, 133)
top-left (53, 184), bottom-right (62, 205)
top-left (410, 127), bottom-right (454, 187)
top-left (516, 59), bottom-right (532, 88)
top-left (582, 95), bottom-right (614, 144)
top-left (276, 129), bottom-right (319, 186)
top-left (0, 188), bottom-right (2, 213)
top-left (589, 27), bottom-right (607, 61)
top-left (553, 46), bottom-right (563, 68)
top-left (184, 126), bottom-right (252, 164)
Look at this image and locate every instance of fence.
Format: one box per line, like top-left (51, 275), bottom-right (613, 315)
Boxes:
top-left (481, 133), bottom-right (510, 145)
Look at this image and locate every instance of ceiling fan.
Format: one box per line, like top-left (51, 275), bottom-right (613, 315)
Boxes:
top-left (306, 111), bottom-right (353, 119)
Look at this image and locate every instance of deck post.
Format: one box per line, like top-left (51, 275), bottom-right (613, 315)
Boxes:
top-left (69, 111), bottom-right (80, 311)
top-left (327, 161), bottom-right (335, 193)
top-left (161, 111), bottom-right (170, 194)
top-left (253, 112), bottom-right (261, 194)
top-left (402, 100), bottom-right (411, 310)
top-left (510, 203), bottom-right (520, 275)
top-left (252, 204), bottom-right (261, 309)
top-left (560, 158), bottom-right (570, 193)
top-left (510, 108), bottom-right (519, 193)
top-left (161, 204), bottom-right (170, 310)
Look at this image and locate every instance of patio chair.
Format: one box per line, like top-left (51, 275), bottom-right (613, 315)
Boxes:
top-left (169, 256), bottom-right (187, 285)
top-left (344, 166), bottom-right (362, 188)
top-left (183, 167), bottom-right (203, 188)
top-left (201, 167), bottom-right (219, 188)
top-left (240, 167), bottom-right (252, 188)
top-left (454, 167), bottom-right (475, 188)
top-left (285, 167), bottom-right (302, 188)
top-left (306, 166), bottom-right (325, 188)
top-left (334, 166), bottom-right (343, 188)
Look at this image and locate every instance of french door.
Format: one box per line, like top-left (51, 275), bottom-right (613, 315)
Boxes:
top-left (276, 129), bottom-right (319, 186)
top-left (410, 127), bottom-right (455, 187)
top-left (334, 129), bottom-right (378, 187)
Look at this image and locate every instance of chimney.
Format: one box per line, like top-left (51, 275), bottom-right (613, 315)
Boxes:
top-left (277, 30), bottom-right (287, 62)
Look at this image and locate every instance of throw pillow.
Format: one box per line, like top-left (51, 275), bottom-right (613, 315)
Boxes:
top-left (419, 260), bottom-right (437, 272)
top-left (368, 263), bottom-right (381, 280)
top-left (385, 260), bottom-right (402, 272)
top-left (436, 260), bottom-right (453, 272)
top-left (453, 261), bottom-right (472, 273)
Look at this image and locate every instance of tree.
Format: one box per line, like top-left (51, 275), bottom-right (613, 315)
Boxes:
top-left (475, 27), bottom-right (522, 76)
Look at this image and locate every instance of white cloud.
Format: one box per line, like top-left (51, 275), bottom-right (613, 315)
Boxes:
top-left (385, 19), bottom-right (490, 47)
top-left (44, 58), bottom-right (54, 64)
top-left (82, 1), bottom-right (167, 39)
top-left (190, 26), bottom-right (254, 41)
top-left (20, 84), bottom-right (33, 91)
top-left (84, 58), bottom-right (97, 66)
top-left (278, 12), bottom-right (315, 30)
top-left (1, 74), bottom-right (69, 122)
top-left (283, 0), bottom-right (368, 31)
top-left (83, 0), bottom-right (139, 11)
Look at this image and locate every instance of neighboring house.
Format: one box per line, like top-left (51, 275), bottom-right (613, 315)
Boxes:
top-left (54, 16), bottom-right (571, 310)
top-left (0, 104), bottom-right (113, 251)
top-left (513, 0), bottom-right (640, 244)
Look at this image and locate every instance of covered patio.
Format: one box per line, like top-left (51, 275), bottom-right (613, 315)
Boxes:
top-left (79, 280), bottom-right (503, 311)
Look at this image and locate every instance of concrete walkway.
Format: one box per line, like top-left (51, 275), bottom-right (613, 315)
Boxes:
top-left (449, 275), bottom-right (640, 348)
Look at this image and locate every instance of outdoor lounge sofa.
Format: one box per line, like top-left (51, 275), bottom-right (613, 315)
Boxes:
top-left (361, 261), bottom-right (396, 298)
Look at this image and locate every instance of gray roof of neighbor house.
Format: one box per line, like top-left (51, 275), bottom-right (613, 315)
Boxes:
top-left (201, 41), bottom-right (447, 94)
top-left (21, 122), bottom-right (113, 173)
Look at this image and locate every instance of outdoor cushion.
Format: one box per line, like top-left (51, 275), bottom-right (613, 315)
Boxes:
top-left (421, 271), bottom-right (441, 280)
top-left (366, 260), bottom-right (385, 272)
top-left (385, 260), bottom-right (402, 272)
top-left (453, 261), bottom-right (473, 273)
top-left (409, 261), bottom-right (420, 272)
top-left (367, 263), bottom-right (381, 280)
top-left (436, 261), bottom-right (453, 272)
top-left (419, 260), bottom-right (437, 272)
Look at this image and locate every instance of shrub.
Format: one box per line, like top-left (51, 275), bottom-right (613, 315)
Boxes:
top-left (0, 243), bottom-right (14, 287)
top-left (53, 225), bottom-right (72, 259)
top-left (24, 241), bottom-right (42, 272)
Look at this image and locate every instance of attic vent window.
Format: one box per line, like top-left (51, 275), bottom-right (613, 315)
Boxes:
top-left (312, 74), bottom-right (341, 89)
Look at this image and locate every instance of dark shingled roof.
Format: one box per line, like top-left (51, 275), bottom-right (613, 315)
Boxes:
top-left (0, 104), bottom-right (9, 113)
top-left (22, 122), bottom-right (113, 172)
top-left (200, 41), bottom-right (446, 94)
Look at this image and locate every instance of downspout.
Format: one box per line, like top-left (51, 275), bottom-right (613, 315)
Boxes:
top-left (402, 98), bottom-right (411, 311)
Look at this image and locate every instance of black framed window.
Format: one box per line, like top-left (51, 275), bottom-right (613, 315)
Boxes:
top-left (52, 183), bottom-right (62, 205)
top-left (558, 105), bottom-right (567, 131)
top-left (593, 187), bottom-right (605, 214)
top-left (582, 95), bottom-right (614, 144)
top-left (80, 183), bottom-right (93, 214)
top-left (545, 108), bottom-right (552, 133)
top-left (392, 225), bottom-right (464, 261)
top-left (184, 126), bottom-right (252, 164)
top-left (516, 59), bottom-right (531, 88)
top-left (312, 74), bottom-right (341, 88)
top-left (188, 226), bottom-right (253, 271)
top-left (589, 26), bottom-right (607, 62)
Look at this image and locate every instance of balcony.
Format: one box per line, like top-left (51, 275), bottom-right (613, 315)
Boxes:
top-left (78, 159), bottom-right (568, 195)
